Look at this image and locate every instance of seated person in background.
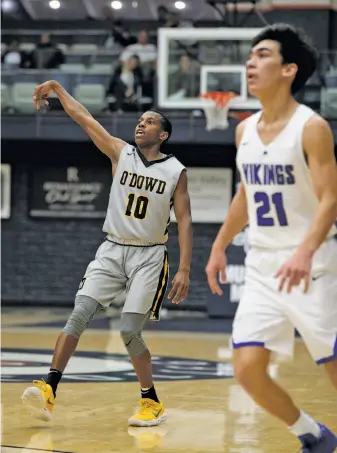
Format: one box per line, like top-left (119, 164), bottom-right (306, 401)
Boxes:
top-left (31, 33), bottom-right (64, 69)
top-left (168, 54), bottom-right (200, 99)
top-left (157, 5), bottom-right (170, 26)
top-left (121, 30), bottom-right (157, 66)
top-left (2, 40), bottom-right (23, 68)
top-left (107, 55), bottom-right (143, 112)
top-left (105, 20), bottom-right (137, 50)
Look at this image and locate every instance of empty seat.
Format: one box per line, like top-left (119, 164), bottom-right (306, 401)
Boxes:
top-left (1, 84), bottom-right (11, 112)
top-left (87, 64), bottom-right (113, 75)
top-left (78, 73), bottom-right (111, 88)
top-left (74, 83), bottom-right (107, 115)
top-left (71, 44), bottom-right (98, 54)
top-left (57, 43), bottom-right (68, 53)
top-left (321, 88), bottom-right (337, 119)
top-left (12, 83), bottom-right (37, 114)
top-left (60, 63), bottom-right (86, 73)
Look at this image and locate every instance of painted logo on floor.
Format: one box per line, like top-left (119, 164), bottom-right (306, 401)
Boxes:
top-left (1, 348), bottom-right (234, 383)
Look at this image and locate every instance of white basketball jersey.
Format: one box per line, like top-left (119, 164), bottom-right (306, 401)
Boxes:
top-left (236, 104), bottom-right (337, 249)
top-left (103, 144), bottom-right (185, 245)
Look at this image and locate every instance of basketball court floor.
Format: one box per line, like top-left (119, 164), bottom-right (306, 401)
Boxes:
top-left (2, 307), bottom-right (336, 453)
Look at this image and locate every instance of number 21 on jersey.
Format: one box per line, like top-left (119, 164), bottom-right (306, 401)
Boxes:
top-left (254, 191), bottom-right (288, 226)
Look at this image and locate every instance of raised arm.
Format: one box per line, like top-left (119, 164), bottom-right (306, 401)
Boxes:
top-left (33, 80), bottom-right (126, 161)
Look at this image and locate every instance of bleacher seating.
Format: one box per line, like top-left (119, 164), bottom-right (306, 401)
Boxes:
top-left (1, 29), bottom-right (337, 119)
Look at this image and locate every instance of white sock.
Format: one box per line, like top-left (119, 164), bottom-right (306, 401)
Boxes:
top-left (289, 411), bottom-right (321, 438)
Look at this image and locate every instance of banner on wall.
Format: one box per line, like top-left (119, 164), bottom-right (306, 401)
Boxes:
top-left (171, 168), bottom-right (233, 223)
top-left (1, 164), bottom-right (11, 220)
top-left (29, 166), bottom-right (112, 218)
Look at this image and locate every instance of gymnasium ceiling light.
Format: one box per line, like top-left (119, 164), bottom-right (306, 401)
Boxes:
top-left (111, 1), bottom-right (122, 9)
top-left (49, 0), bottom-right (60, 9)
top-left (174, 1), bottom-right (186, 9)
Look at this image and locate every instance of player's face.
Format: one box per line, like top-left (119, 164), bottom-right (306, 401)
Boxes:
top-left (246, 40), bottom-right (297, 97)
top-left (134, 112), bottom-right (168, 146)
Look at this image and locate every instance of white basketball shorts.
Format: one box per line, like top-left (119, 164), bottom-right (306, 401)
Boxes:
top-left (76, 239), bottom-right (169, 321)
top-left (232, 236), bottom-right (337, 364)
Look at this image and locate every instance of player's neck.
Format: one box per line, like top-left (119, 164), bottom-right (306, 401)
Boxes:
top-left (138, 144), bottom-right (163, 161)
top-left (259, 91), bottom-right (298, 124)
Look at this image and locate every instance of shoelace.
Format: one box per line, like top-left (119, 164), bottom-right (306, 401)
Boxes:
top-left (33, 379), bottom-right (48, 392)
top-left (139, 400), bottom-right (155, 414)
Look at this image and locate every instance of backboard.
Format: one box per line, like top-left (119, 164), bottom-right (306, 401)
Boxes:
top-left (157, 27), bottom-right (262, 110)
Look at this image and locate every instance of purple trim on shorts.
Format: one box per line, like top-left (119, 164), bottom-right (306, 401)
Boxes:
top-left (316, 336), bottom-right (337, 365)
top-left (232, 341), bottom-right (265, 349)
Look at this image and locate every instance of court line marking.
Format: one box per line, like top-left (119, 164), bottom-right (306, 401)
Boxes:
top-left (1, 446), bottom-right (75, 453)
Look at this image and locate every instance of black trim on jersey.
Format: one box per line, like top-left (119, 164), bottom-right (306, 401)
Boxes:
top-left (106, 238), bottom-right (165, 248)
top-left (136, 147), bottom-right (174, 168)
top-left (151, 248), bottom-right (169, 320)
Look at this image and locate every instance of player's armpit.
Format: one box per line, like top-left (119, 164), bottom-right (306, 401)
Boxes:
top-left (300, 115), bottom-right (337, 254)
top-left (173, 170), bottom-right (193, 274)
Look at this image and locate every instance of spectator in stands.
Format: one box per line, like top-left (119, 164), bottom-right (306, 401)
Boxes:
top-left (107, 54), bottom-right (143, 112)
top-left (168, 54), bottom-right (200, 99)
top-left (105, 20), bottom-right (137, 50)
top-left (2, 40), bottom-right (21, 68)
top-left (164, 10), bottom-right (194, 29)
top-left (31, 33), bottom-right (64, 69)
top-left (157, 5), bottom-right (170, 26)
top-left (121, 30), bottom-right (157, 65)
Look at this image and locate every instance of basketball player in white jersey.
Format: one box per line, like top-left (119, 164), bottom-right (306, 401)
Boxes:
top-left (206, 24), bottom-right (337, 452)
top-left (22, 80), bottom-right (192, 427)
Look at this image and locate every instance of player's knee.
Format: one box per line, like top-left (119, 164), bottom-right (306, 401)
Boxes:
top-left (120, 326), bottom-right (147, 357)
top-left (62, 295), bottom-right (100, 338)
top-left (233, 348), bottom-right (269, 386)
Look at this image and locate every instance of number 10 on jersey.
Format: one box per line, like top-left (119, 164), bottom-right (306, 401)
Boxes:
top-left (254, 191), bottom-right (288, 226)
top-left (125, 193), bottom-right (149, 220)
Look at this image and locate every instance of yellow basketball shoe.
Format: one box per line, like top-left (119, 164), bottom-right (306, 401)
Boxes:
top-left (22, 379), bottom-right (55, 422)
top-left (128, 398), bottom-right (167, 427)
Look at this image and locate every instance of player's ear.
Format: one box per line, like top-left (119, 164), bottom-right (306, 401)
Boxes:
top-left (283, 63), bottom-right (298, 80)
top-left (160, 131), bottom-right (169, 142)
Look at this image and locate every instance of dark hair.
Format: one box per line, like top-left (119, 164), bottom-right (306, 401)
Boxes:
top-left (149, 109), bottom-right (173, 144)
top-left (251, 23), bottom-right (318, 94)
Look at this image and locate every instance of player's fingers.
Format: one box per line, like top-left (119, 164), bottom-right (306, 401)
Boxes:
top-left (303, 274), bottom-right (310, 293)
top-left (167, 279), bottom-right (177, 299)
top-left (172, 283), bottom-right (184, 303)
top-left (207, 274), bottom-right (223, 296)
top-left (278, 273), bottom-right (288, 292)
top-left (219, 269), bottom-right (227, 284)
top-left (33, 94), bottom-right (40, 110)
top-left (179, 287), bottom-right (189, 302)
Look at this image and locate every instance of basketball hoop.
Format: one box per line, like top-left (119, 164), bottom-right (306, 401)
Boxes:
top-left (200, 91), bottom-right (238, 131)
top-left (201, 91), bottom-right (253, 130)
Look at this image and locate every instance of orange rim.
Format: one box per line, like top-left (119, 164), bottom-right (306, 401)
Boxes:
top-left (200, 91), bottom-right (238, 108)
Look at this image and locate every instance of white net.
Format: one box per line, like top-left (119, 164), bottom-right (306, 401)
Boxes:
top-left (201, 92), bottom-right (238, 131)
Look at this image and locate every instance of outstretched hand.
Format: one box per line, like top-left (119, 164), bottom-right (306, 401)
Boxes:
top-left (33, 80), bottom-right (57, 110)
top-left (167, 270), bottom-right (190, 304)
top-left (275, 247), bottom-right (313, 293)
top-left (205, 246), bottom-right (227, 296)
